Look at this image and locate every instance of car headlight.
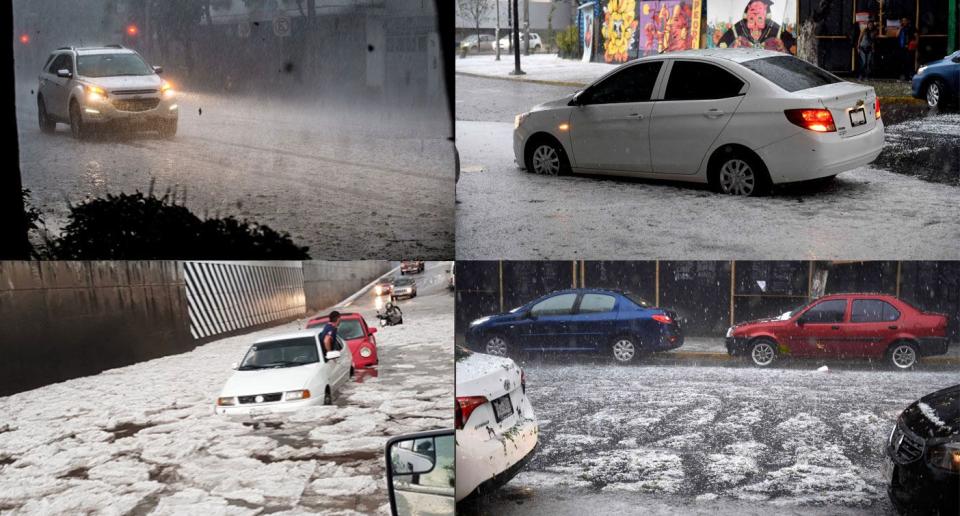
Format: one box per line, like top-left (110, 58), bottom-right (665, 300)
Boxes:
top-left (470, 316), bottom-right (492, 327)
top-left (360, 346), bottom-right (372, 358)
top-left (927, 442), bottom-right (960, 472)
top-left (514, 112), bottom-right (529, 130)
top-left (161, 80), bottom-right (175, 98)
top-left (85, 85), bottom-right (106, 102)
top-left (375, 286), bottom-right (383, 295)
top-left (725, 326), bottom-right (734, 338)
top-left (284, 389), bottom-right (311, 401)
top-left (916, 65), bottom-right (928, 75)
top-left (216, 396), bottom-right (236, 406)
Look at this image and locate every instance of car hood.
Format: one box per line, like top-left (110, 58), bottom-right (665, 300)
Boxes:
top-left (900, 384), bottom-right (960, 439)
top-left (84, 74), bottom-right (162, 92)
top-left (220, 363), bottom-right (319, 396)
top-left (456, 352), bottom-right (521, 401)
top-left (532, 94), bottom-right (576, 112)
top-left (734, 315), bottom-right (791, 331)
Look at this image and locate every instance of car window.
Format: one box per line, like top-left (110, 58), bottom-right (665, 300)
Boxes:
top-left (531, 293), bottom-right (578, 317)
top-left (579, 294), bottom-right (616, 314)
top-left (49, 54), bottom-right (70, 74)
top-left (664, 61), bottom-right (744, 100)
top-left (851, 300), bottom-right (901, 322)
top-left (740, 55), bottom-right (842, 92)
top-left (800, 299), bottom-right (847, 324)
top-left (583, 61), bottom-right (663, 105)
top-left (43, 54), bottom-right (57, 73)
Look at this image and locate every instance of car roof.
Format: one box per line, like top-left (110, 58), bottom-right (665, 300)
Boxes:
top-left (543, 288), bottom-right (624, 297)
top-left (817, 292), bottom-right (899, 299)
top-left (643, 48), bottom-right (787, 64)
top-left (74, 46), bottom-right (138, 56)
top-left (310, 312), bottom-right (362, 321)
top-left (255, 329), bottom-right (321, 343)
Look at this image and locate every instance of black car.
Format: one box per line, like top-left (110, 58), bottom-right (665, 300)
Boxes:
top-left (885, 384), bottom-right (959, 515)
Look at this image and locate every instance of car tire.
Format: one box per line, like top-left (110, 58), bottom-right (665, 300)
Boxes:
top-left (748, 338), bottom-right (778, 367)
top-left (886, 341), bottom-right (919, 370)
top-left (610, 336), bottom-right (639, 364)
top-left (484, 334), bottom-right (511, 357)
top-left (710, 146), bottom-right (771, 196)
top-left (158, 119), bottom-right (177, 139)
top-left (924, 79), bottom-right (948, 109)
top-left (323, 387), bottom-right (332, 405)
top-left (38, 97), bottom-right (55, 134)
top-left (525, 137), bottom-right (570, 176)
top-left (69, 100), bottom-right (87, 140)
top-left (349, 366), bottom-right (355, 378)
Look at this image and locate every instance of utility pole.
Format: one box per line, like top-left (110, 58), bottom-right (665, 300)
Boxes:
top-left (510, 0), bottom-right (524, 74)
top-left (523, 0), bottom-right (530, 56)
top-left (495, 0), bottom-right (501, 60)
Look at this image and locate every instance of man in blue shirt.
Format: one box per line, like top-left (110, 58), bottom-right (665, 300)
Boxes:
top-left (319, 311), bottom-right (341, 354)
top-left (898, 17), bottom-right (917, 80)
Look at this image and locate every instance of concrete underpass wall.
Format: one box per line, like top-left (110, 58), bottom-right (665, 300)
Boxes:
top-left (303, 261), bottom-right (393, 313)
top-left (0, 261), bottom-right (192, 397)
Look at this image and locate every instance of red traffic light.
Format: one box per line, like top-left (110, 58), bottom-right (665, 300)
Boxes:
top-left (126, 24), bottom-right (139, 36)
top-left (19, 34), bottom-right (29, 44)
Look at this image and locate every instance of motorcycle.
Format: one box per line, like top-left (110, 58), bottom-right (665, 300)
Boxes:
top-left (377, 301), bottom-right (403, 327)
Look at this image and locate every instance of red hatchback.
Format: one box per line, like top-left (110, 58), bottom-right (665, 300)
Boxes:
top-left (306, 312), bottom-right (379, 368)
top-left (726, 294), bottom-right (950, 370)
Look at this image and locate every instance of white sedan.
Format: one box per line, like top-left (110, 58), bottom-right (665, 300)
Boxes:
top-left (455, 346), bottom-right (538, 502)
top-left (215, 329), bottom-right (353, 419)
top-left (513, 48), bottom-right (884, 196)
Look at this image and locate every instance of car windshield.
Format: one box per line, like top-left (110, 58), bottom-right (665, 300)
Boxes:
top-left (77, 53), bottom-right (154, 78)
top-left (238, 337), bottom-right (319, 370)
top-left (741, 55), bottom-right (843, 92)
top-left (337, 319), bottom-right (365, 340)
top-left (395, 278), bottom-right (414, 286)
top-left (784, 300), bottom-right (814, 318)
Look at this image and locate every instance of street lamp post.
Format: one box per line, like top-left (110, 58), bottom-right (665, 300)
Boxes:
top-left (495, 0), bottom-right (501, 61)
top-left (510, 0), bottom-right (524, 75)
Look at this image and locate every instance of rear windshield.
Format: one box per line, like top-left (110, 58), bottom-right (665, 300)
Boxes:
top-left (741, 55), bottom-right (842, 92)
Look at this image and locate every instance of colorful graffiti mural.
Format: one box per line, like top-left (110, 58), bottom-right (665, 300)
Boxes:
top-left (638, 0), bottom-right (700, 55)
top-left (706, 0), bottom-right (797, 54)
top-left (583, 9), bottom-right (595, 62)
top-left (601, 0), bottom-right (640, 62)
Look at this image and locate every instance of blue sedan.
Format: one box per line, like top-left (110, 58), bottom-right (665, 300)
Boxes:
top-left (912, 50), bottom-right (960, 109)
top-left (465, 289), bottom-right (684, 364)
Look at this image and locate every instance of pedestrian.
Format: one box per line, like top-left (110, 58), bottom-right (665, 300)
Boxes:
top-left (319, 311), bottom-right (341, 354)
top-left (898, 17), bottom-right (918, 80)
top-left (857, 20), bottom-right (877, 80)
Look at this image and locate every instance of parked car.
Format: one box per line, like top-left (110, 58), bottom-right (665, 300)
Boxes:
top-left (37, 45), bottom-right (178, 139)
top-left (726, 293), bottom-right (950, 369)
top-left (375, 277), bottom-right (395, 297)
top-left (459, 34), bottom-right (496, 52)
top-left (912, 50), bottom-right (960, 109)
top-left (513, 49), bottom-right (884, 196)
top-left (465, 288), bottom-right (683, 363)
top-left (497, 33), bottom-right (543, 51)
top-left (884, 384), bottom-right (959, 515)
top-left (392, 277), bottom-right (418, 300)
top-left (214, 329), bottom-right (353, 418)
top-left (386, 429), bottom-right (455, 516)
top-left (455, 345), bottom-right (537, 502)
top-left (401, 260), bottom-right (425, 275)
top-left (306, 312), bottom-right (379, 368)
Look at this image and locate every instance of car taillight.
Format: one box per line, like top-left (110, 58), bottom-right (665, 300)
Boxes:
top-left (455, 396), bottom-right (487, 430)
top-left (651, 314), bottom-right (673, 324)
top-left (784, 109), bottom-right (836, 132)
top-left (874, 97), bottom-right (881, 120)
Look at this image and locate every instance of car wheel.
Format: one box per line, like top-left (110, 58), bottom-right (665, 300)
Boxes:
top-left (925, 79), bottom-right (948, 109)
top-left (323, 387), bottom-right (332, 405)
top-left (887, 342), bottom-right (918, 370)
top-left (69, 101), bottom-right (87, 140)
top-left (484, 335), bottom-right (510, 357)
top-left (748, 339), bottom-right (778, 367)
top-left (610, 337), bottom-right (638, 364)
top-left (158, 119), bottom-right (177, 138)
top-left (38, 97), bottom-right (55, 134)
top-left (350, 366), bottom-right (355, 378)
top-left (711, 147), bottom-right (770, 196)
top-left (525, 138), bottom-right (569, 176)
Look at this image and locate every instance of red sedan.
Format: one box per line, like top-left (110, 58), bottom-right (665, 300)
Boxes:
top-left (726, 293), bottom-right (950, 370)
top-left (306, 312), bottom-right (379, 368)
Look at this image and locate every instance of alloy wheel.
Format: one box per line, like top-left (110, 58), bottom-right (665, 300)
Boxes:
top-left (532, 144), bottom-right (560, 176)
top-left (612, 339), bottom-right (635, 363)
top-left (719, 159), bottom-right (756, 196)
top-left (751, 341), bottom-right (775, 366)
top-left (926, 83), bottom-right (940, 108)
top-left (485, 336), bottom-right (508, 356)
top-left (891, 345), bottom-right (916, 369)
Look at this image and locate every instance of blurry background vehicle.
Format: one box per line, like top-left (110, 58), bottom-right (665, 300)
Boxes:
top-left (465, 288), bottom-right (683, 364)
top-left (459, 34), bottom-right (496, 52)
top-left (912, 50), bottom-right (960, 109)
top-left (401, 260), bottom-right (426, 275)
top-left (392, 277), bottom-right (418, 300)
top-left (386, 429), bottom-right (455, 516)
top-left (455, 345), bottom-right (538, 503)
top-left (726, 293), bottom-right (950, 369)
top-left (306, 312), bottom-right (379, 368)
top-left (375, 277), bottom-right (395, 297)
top-left (497, 33), bottom-right (542, 51)
top-left (885, 384), bottom-right (959, 514)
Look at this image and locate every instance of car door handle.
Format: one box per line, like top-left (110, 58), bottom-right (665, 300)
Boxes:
top-left (831, 325), bottom-right (840, 330)
top-left (704, 109), bottom-right (725, 118)
top-left (888, 325), bottom-right (898, 330)
top-left (623, 113), bottom-right (645, 120)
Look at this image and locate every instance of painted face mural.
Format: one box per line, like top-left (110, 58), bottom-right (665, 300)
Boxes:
top-left (637, 0), bottom-right (699, 56)
top-left (602, 0), bottom-right (639, 62)
top-left (709, 0), bottom-right (797, 54)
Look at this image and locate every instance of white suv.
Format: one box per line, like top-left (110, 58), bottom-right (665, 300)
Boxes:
top-left (37, 45), bottom-right (178, 139)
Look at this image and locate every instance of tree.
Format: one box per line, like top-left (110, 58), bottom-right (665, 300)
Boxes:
top-left (797, 0), bottom-right (834, 65)
top-left (459, 0), bottom-right (494, 49)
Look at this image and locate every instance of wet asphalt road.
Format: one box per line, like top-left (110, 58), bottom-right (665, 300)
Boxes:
top-left (455, 75), bottom-right (960, 260)
top-left (460, 356), bottom-right (959, 515)
top-left (15, 83), bottom-right (455, 259)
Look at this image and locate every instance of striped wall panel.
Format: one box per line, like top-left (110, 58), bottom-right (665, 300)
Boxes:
top-left (183, 261), bottom-right (306, 339)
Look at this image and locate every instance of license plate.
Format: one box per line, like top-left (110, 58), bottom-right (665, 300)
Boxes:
top-left (249, 408), bottom-right (270, 418)
top-left (849, 107), bottom-right (867, 127)
top-left (491, 394), bottom-right (514, 423)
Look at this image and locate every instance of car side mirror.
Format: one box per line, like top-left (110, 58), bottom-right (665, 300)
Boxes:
top-left (369, 327), bottom-right (378, 335)
top-left (325, 351), bottom-right (341, 360)
top-left (153, 65), bottom-right (163, 74)
top-left (526, 311), bottom-right (538, 320)
top-left (231, 362), bottom-right (238, 370)
top-left (796, 318), bottom-right (806, 327)
top-left (568, 92), bottom-right (582, 106)
top-left (56, 69), bottom-right (72, 78)
top-left (953, 56), bottom-right (960, 63)
top-left (386, 430), bottom-right (455, 516)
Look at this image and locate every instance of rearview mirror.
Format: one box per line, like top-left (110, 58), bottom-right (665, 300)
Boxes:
top-left (56, 69), bottom-right (72, 78)
top-left (386, 430), bottom-right (455, 516)
top-left (325, 351), bottom-right (341, 360)
top-left (153, 65), bottom-right (163, 74)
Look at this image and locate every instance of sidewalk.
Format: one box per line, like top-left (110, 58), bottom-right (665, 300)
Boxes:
top-left (456, 53), bottom-right (921, 103)
top-left (669, 337), bottom-right (960, 365)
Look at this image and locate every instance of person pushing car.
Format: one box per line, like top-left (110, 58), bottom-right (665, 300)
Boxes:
top-left (319, 311), bottom-right (341, 354)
